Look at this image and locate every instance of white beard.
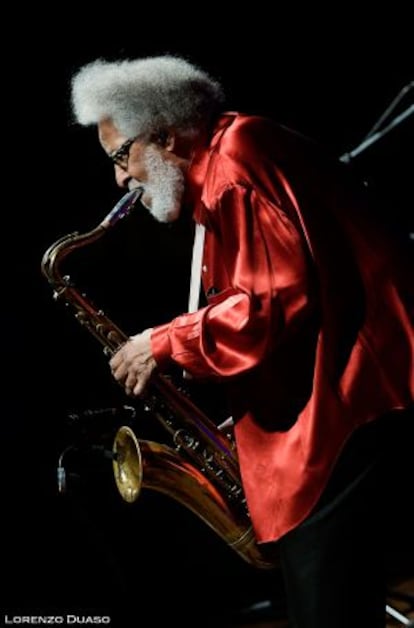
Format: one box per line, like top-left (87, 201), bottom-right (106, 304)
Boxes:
top-left (140, 145), bottom-right (185, 222)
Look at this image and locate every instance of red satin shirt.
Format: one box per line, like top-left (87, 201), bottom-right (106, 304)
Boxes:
top-left (151, 113), bottom-right (414, 543)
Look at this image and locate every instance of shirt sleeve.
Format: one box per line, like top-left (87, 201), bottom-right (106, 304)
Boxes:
top-left (151, 183), bottom-right (313, 379)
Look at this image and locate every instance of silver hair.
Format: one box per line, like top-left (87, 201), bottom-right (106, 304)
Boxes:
top-left (71, 55), bottom-right (225, 139)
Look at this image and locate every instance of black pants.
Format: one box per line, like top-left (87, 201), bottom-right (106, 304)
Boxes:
top-left (277, 408), bottom-right (413, 628)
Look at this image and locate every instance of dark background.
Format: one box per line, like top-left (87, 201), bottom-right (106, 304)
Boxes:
top-left (4, 14), bottom-right (413, 626)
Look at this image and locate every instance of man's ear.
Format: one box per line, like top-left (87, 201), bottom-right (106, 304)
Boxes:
top-left (164, 132), bottom-right (176, 152)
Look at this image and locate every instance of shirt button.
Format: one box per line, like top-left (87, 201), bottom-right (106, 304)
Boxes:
top-left (202, 265), bottom-right (207, 273)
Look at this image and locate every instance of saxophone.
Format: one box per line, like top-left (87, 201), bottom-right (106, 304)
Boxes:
top-left (41, 189), bottom-right (276, 570)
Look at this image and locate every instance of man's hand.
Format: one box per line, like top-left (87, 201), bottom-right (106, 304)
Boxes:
top-left (109, 328), bottom-right (157, 396)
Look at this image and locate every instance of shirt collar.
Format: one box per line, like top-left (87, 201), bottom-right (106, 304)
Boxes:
top-left (185, 113), bottom-right (237, 223)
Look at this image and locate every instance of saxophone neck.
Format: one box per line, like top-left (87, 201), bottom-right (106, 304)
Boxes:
top-left (40, 188), bottom-right (142, 355)
top-left (41, 188), bottom-right (143, 286)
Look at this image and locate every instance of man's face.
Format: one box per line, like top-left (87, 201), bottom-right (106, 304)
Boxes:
top-left (98, 119), bottom-right (185, 222)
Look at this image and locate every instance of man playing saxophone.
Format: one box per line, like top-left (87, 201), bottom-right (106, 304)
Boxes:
top-left (70, 55), bottom-right (413, 628)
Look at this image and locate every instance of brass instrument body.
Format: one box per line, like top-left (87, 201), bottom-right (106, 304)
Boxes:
top-left (41, 189), bottom-right (276, 570)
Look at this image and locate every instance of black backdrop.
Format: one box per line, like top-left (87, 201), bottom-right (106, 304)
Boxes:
top-left (4, 14), bottom-right (413, 626)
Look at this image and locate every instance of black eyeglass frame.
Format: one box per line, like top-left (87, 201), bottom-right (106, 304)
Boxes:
top-left (109, 135), bottom-right (140, 170)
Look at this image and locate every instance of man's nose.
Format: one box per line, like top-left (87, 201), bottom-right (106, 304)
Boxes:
top-left (114, 164), bottom-right (130, 188)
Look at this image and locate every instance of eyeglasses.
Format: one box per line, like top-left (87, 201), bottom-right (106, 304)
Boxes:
top-left (108, 135), bottom-right (140, 170)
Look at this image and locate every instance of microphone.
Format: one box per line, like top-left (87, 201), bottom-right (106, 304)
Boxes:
top-left (67, 405), bottom-right (136, 424)
top-left (57, 464), bottom-right (67, 494)
top-left (57, 445), bottom-right (73, 495)
top-left (56, 444), bottom-right (118, 495)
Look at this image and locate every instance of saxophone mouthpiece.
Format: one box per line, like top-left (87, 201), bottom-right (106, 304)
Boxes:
top-left (99, 187), bottom-right (143, 229)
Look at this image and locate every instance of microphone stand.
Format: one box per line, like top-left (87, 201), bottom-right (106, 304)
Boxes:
top-left (340, 104), bottom-right (413, 163)
top-left (340, 81), bottom-right (414, 244)
top-left (340, 81), bottom-right (413, 163)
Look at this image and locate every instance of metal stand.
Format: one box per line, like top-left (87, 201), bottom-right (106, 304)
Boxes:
top-left (339, 81), bottom-right (414, 244)
top-left (386, 589), bottom-right (414, 626)
top-left (386, 605), bottom-right (414, 626)
top-left (340, 81), bottom-right (413, 163)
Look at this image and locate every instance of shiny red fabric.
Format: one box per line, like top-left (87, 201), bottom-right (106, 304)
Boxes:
top-left (151, 113), bottom-right (414, 543)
